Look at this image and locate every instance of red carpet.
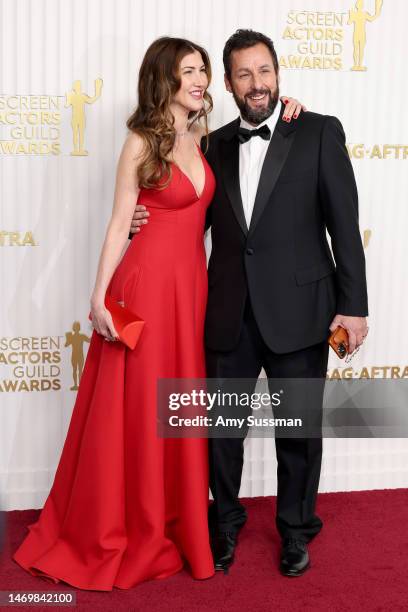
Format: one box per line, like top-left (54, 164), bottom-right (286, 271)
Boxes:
top-left (1, 489), bottom-right (408, 612)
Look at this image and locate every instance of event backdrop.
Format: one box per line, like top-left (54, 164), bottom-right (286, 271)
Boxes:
top-left (1, 0), bottom-right (407, 510)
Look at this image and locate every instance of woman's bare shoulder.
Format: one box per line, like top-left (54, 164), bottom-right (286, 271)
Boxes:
top-left (123, 130), bottom-right (145, 155)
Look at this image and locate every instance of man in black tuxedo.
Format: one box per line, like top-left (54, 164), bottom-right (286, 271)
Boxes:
top-left (202, 29), bottom-right (368, 577)
top-left (130, 29), bottom-right (368, 577)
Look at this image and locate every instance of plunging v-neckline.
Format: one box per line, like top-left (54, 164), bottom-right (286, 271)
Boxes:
top-left (172, 143), bottom-right (206, 199)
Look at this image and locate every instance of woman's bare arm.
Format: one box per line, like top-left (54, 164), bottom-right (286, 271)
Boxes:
top-left (90, 131), bottom-right (143, 339)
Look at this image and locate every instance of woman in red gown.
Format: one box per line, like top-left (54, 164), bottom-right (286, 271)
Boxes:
top-left (13, 37), bottom-right (216, 590)
top-left (13, 35), bottom-right (302, 590)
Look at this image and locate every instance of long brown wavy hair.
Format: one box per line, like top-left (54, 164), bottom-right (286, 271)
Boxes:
top-left (126, 37), bottom-right (213, 190)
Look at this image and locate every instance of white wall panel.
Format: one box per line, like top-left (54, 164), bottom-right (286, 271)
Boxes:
top-left (1, 0), bottom-right (407, 510)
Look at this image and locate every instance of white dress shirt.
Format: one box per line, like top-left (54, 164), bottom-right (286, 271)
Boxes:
top-left (239, 107), bottom-right (280, 229)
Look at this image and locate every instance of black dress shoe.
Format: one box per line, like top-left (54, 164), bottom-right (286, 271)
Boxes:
top-left (280, 537), bottom-right (310, 577)
top-left (210, 531), bottom-right (237, 573)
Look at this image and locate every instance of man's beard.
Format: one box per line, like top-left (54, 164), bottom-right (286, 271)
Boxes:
top-left (232, 86), bottom-right (280, 125)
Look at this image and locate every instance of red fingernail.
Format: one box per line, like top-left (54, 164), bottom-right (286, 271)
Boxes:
top-left (293, 114), bottom-right (298, 118)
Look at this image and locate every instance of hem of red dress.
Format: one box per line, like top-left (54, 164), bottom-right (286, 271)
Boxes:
top-left (13, 557), bottom-right (203, 592)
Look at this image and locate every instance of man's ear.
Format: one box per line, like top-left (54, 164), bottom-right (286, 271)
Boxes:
top-left (224, 73), bottom-right (232, 93)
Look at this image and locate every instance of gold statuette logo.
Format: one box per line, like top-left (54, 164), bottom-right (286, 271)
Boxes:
top-left (65, 322), bottom-right (90, 390)
top-left (363, 229), bottom-right (372, 249)
top-left (348, 0), bottom-right (383, 71)
top-left (65, 78), bottom-right (103, 156)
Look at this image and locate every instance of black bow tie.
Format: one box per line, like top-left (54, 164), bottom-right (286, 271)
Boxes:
top-left (237, 124), bottom-right (271, 144)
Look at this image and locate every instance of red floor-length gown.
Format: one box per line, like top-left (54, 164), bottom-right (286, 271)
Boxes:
top-left (13, 143), bottom-right (216, 590)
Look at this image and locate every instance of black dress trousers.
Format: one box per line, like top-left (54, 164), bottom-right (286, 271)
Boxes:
top-left (206, 295), bottom-right (329, 543)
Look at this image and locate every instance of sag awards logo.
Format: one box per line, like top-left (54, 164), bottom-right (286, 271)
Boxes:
top-left (347, 144), bottom-right (408, 160)
top-left (0, 336), bottom-right (63, 392)
top-left (279, 0), bottom-right (383, 71)
top-left (0, 321), bottom-right (91, 392)
top-left (0, 78), bottom-right (103, 156)
top-left (327, 365), bottom-right (408, 379)
top-left (0, 231), bottom-right (36, 246)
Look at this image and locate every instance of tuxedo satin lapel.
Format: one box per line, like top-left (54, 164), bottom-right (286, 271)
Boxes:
top-left (220, 136), bottom-right (248, 237)
top-left (248, 108), bottom-right (297, 236)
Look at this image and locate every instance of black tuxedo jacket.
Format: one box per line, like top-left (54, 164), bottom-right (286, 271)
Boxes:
top-left (201, 102), bottom-right (368, 354)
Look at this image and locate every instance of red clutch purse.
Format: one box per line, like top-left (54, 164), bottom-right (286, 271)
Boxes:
top-left (88, 294), bottom-right (145, 350)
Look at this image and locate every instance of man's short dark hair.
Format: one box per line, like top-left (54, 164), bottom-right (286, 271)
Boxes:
top-left (223, 29), bottom-right (279, 79)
